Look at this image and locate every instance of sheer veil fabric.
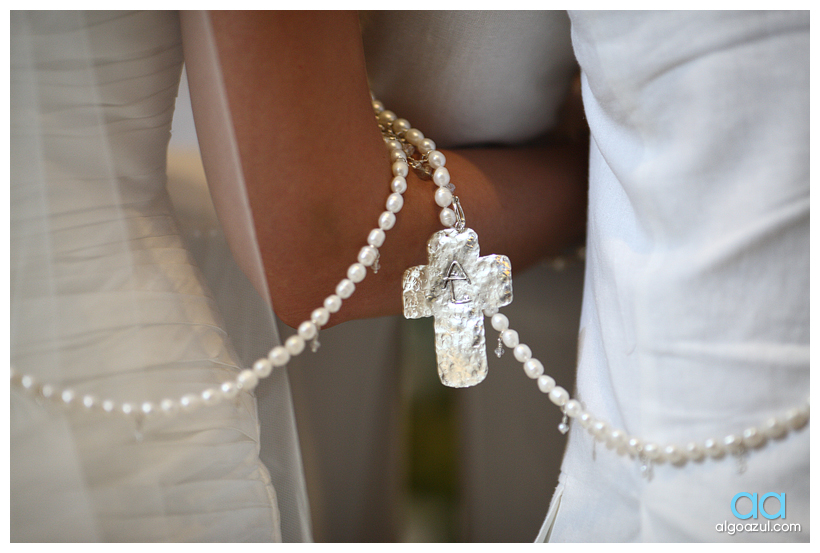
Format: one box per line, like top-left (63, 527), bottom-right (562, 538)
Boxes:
top-left (10, 11), bottom-right (310, 541)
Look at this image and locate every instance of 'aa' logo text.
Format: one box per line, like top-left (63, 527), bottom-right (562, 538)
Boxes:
top-left (731, 492), bottom-right (785, 520)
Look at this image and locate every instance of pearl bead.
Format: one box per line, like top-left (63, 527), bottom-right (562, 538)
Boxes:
top-left (434, 187), bottom-right (453, 208)
top-left (513, 344), bottom-right (532, 362)
top-left (181, 394), bottom-right (201, 411)
top-left (685, 442), bottom-right (705, 461)
top-left (392, 118), bottom-right (410, 134)
top-left (298, 321), bottom-right (317, 341)
top-left (336, 278), bottom-right (355, 299)
top-left (324, 294), bottom-right (342, 313)
top-left (761, 416), bottom-right (786, 438)
top-left (391, 176), bottom-right (407, 194)
top-left (440, 208), bottom-right (456, 227)
top-left (269, 345), bottom-right (290, 367)
top-left (432, 166), bottom-right (450, 187)
top-left (102, 399), bottom-right (116, 413)
top-left (367, 228), bottom-right (386, 248)
top-left (311, 307), bottom-right (330, 327)
top-left (642, 442), bottom-right (661, 460)
top-left (391, 161), bottom-right (408, 178)
top-left (704, 438), bottom-right (725, 458)
top-left (785, 407), bottom-right (809, 429)
top-left (82, 395), bottom-right (97, 409)
top-left (285, 334), bottom-right (306, 355)
top-left (141, 401), bottom-right (156, 416)
top-left (237, 369), bottom-right (259, 390)
top-left (384, 139), bottom-right (402, 151)
top-left (627, 437), bottom-right (643, 456)
top-left (121, 402), bottom-right (135, 415)
top-left (371, 100), bottom-right (384, 113)
top-left (607, 429), bottom-right (627, 450)
top-left (40, 384), bottom-right (55, 399)
top-left (61, 389), bottom-right (75, 405)
top-left (386, 192), bottom-right (404, 213)
top-left (378, 210), bottom-right (396, 230)
top-left (377, 110), bottom-right (396, 125)
top-left (742, 427), bottom-right (764, 448)
top-left (405, 128), bottom-right (424, 145)
top-left (253, 358), bottom-right (273, 378)
top-left (491, 313), bottom-right (509, 331)
top-left (580, 412), bottom-right (594, 429)
top-left (591, 420), bottom-right (610, 441)
top-left (160, 398), bottom-right (178, 415)
top-left (347, 263), bottom-right (367, 283)
top-left (523, 358), bottom-right (544, 379)
top-left (358, 245), bottom-right (379, 267)
top-left (483, 307), bottom-right (498, 317)
top-left (427, 150), bottom-right (446, 168)
top-left (201, 388), bottom-right (220, 406)
top-left (564, 399), bottom-right (582, 418)
top-left (501, 329), bottom-right (519, 348)
top-left (220, 381), bottom-right (238, 399)
top-left (537, 375), bottom-right (555, 394)
top-left (723, 433), bottom-right (743, 453)
top-left (419, 138), bottom-right (436, 154)
top-left (20, 374), bottom-right (36, 391)
top-left (664, 444), bottom-right (684, 464)
top-left (549, 386), bottom-right (569, 407)
top-left (389, 149), bottom-right (407, 163)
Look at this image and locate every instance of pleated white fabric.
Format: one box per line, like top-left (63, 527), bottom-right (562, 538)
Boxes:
top-left (10, 11), bottom-right (310, 542)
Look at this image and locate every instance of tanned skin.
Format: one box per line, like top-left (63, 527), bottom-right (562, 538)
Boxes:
top-left (185, 11), bottom-right (588, 328)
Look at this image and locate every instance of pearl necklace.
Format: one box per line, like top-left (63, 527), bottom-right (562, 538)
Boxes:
top-left (10, 97), bottom-right (809, 479)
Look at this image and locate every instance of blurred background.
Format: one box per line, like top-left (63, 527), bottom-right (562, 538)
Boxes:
top-left (167, 68), bottom-right (583, 543)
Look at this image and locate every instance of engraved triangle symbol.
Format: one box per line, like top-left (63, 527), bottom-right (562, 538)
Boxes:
top-left (444, 260), bottom-right (471, 304)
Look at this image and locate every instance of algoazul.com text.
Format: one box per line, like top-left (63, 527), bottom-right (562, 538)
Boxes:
top-left (716, 521), bottom-right (801, 535)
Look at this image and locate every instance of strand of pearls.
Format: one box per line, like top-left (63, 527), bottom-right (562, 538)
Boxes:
top-left (11, 97), bottom-right (810, 479)
top-left (8, 96), bottom-right (436, 423)
top-left (485, 312), bottom-right (809, 477)
top-left (373, 100), bottom-right (811, 477)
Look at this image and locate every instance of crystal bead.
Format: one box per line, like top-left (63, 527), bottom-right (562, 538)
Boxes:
top-left (494, 336), bottom-right (505, 358)
top-left (558, 413), bottom-right (570, 434)
top-left (639, 458), bottom-right (654, 481)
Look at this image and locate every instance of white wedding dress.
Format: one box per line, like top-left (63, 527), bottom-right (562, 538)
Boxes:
top-left (10, 11), bottom-right (310, 542)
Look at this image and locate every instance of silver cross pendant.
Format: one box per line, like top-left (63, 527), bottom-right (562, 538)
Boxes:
top-left (402, 228), bottom-right (513, 387)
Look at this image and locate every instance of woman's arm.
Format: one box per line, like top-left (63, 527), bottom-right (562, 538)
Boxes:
top-left (183, 11), bottom-right (587, 328)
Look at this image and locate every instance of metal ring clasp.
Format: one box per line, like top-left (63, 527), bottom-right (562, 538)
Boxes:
top-left (452, 196), bottom-right (466, 232)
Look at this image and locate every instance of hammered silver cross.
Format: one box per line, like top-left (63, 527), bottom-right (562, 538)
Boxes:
top-left (402, 228), bottom-right (513, 387)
